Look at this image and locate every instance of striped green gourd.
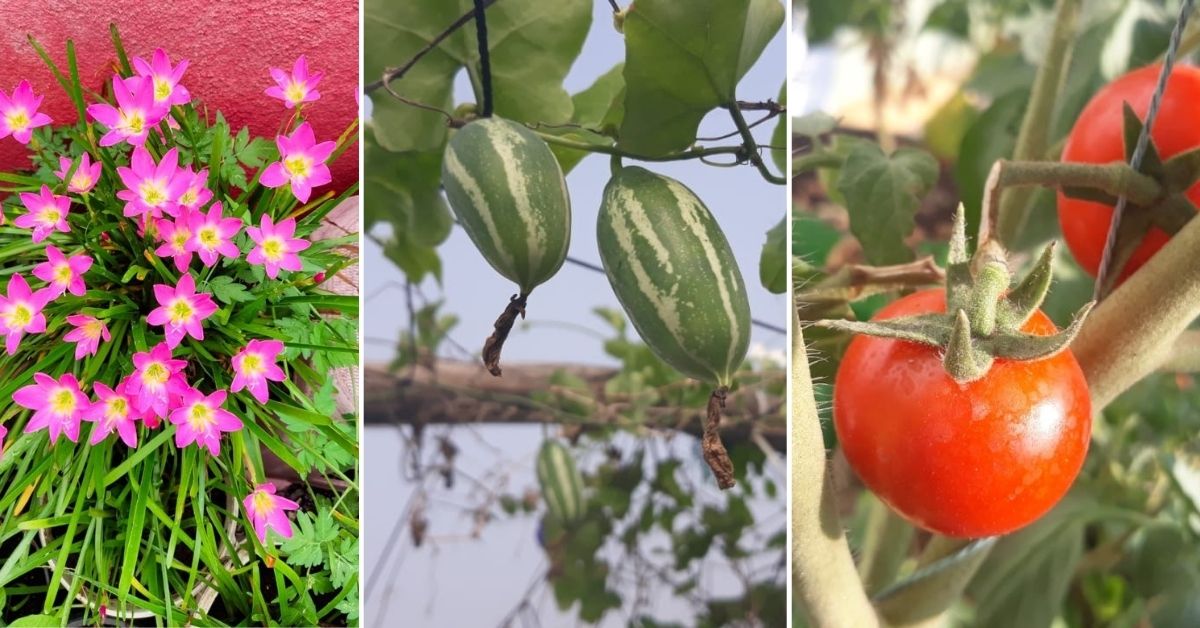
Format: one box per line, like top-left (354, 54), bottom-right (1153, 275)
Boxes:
top-left (536, 439), bottom-right (585, 524)
top-left (441, 117), bottom-right (571, 294)
top-left (596, 166), bottom-right (751, 387)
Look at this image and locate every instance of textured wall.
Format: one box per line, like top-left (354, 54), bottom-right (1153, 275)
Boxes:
top-left (0, 0), bottom-right (359, 190)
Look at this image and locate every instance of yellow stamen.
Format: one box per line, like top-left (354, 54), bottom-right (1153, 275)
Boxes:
top-left (143, 362), bottom-right (169, 386)
top-left (120, 110), bottom-right (145, 135)
top-left (198, 227), bottom-right (219, 248)
top-left (169, 299), bottom-right (193, 324)
top-left (49, 388), bottom-right (77, 415)
top-left (139, 181), bottom-right (166, 207)
top-left (106, 397), bottom-right (128, 420)
top-left (6, 109), bottom-right (30, 131)
top-left (71, 173), bottom-right (93, 190)
top-left (54, 264), bottom-right (73, 284)
top-left (283, 156), bottom-right (311, 178)
top-left (6, 304), bottom-right (32, 329)
top-left (285, 81), bottom-right (306, 105)
top-left (187, 403), bottom-right (215, 431)
top-left (84, 320), bottom-right (104, 340)
top-left (261, 237), bottom-right (285, 261)
top-left (41, 207), bottom-right (61, 224)
top-left (173, 231), bottom-right (190, 251)
top-left (154, 78), bottom-right (171, 101)
top-left (240, 353), bottom-right (264, 376)
top-left (179, 189), bottom-right (197, 206)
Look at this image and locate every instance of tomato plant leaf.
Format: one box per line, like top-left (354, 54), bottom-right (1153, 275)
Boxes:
top-left (759, 217), bottom-right (786, 294)
top-left (836, 141), bottom-right (937, 265)
top-left (365, 0), bottom-right (592, 151)
top-left (619, 0), bottom-right (784, 155)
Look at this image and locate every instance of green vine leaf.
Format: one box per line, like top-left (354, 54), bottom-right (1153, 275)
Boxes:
top-left (365, 0), bottom-right (592, 151)
top-left (759, 217), bottom-right (787, 294)
top-left (547, 62), bottom-right (625, 173)
top-left (619, 0), bottom-right (784, 156)
top-left (364, 126), bottom-right (452, 283)
top-left (836, 140), bottom-right (938, 265)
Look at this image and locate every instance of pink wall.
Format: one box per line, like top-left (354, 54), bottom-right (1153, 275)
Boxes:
top-left (0, 0), bottom-right (359, 190)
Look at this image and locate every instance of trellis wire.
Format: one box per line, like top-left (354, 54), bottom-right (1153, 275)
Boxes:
top-left (1094, 0), bottom-right (1196, 300)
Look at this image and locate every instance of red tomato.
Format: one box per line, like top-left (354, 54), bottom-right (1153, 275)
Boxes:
top-left (833, 289), bottom-right (1091, 538)
top-left (1058, 64), bottom-right (1200, 282)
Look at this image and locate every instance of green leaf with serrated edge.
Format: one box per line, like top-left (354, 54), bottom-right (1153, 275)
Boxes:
top-left (619, 0), bottom-right (784, 155)
top-left (365, 0), bottom-right (591, 152)
top-left (759, 217), bottom-right (786, 294)
top-left (837, 141), bottom-right (937, 265)
top-left (548, 63), bottom-right (624, 173)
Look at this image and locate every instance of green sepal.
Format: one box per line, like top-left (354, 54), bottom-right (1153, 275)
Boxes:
top-left (996, 242), bottom-right (1055, 331)
top-left (815, 314), bottom-right (950, 347)
top-left (944, 309), bottom-right (993, 383)
top-left (985, 301), bottom-right (1094, 361)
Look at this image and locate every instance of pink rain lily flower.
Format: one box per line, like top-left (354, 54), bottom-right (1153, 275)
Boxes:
top-left (154, 213), bottom-right (195, 272)
top-left (265, 55), bottom-right (323, 109)
top-left (33, 245), bottom-right (92, 298)
top-left (259, 122), bottom-right (334, 203)
top-left (246, 215), bottom-right (310, 279)
top-left (117, 146), bottom-right (186, 220)
top-left (63, 314), bottom-right (111, 359)
top-left (231, 339), bottom-right (286, 404)
top-left (55, 153), bottom-right (102, 194)
top-left (133, 48), bottom-right (191, 112)
top-left (16, 185), bottom-right (71, 242)
top-left (243, 483), bottom-right (300, 543)
top-left (187, 202), bottom-right (243, 267)
top-left (127, 342), bottom-right (188, 421)
top-left (0, 80), bottom-right (51, 144)
top-left (87, 75), bottom-right (162, 146)
top-left (0, 423), bottom-right (6, 459)
top-left (85, 381), bottom-right (139, 447)
top-left (15, 372), bottom-right (88, 444)
top-left (147, 273), bottom-right (217, 349)
top-left (174, 167), bottom-right (212, 214)
top-left (0, 273), bottom-right (50, 355)
top-left (169, 387), bottom-right (243, 456)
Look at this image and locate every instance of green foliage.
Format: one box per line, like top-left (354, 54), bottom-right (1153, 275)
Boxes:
top-left (835, 140), bottom-right (938, 265)
top-left (760, 217), bottom-right (787, 294)
top-left (620, 0), bottom-right (783, 155)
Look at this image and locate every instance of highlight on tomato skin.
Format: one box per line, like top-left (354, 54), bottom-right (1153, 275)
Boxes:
top-left (832, 289), bottom-right (1092, 538)
top-left (1058, 64), bottom-right (1200, 284)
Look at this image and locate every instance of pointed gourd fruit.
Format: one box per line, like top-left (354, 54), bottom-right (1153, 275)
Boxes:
top-left (536, 439), bottom-right (585, 525)
top-left (597, 166), bottom-right (751, 388)
top-left (441, 117), bottom-right (572, 294)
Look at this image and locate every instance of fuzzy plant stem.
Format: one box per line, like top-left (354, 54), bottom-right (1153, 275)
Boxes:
top-left (994, 0), bottom-right (1080, 244)
top-left (1074, 211), bottom-right (1200, 407)
top-left (790, 310), bottom-right (879, 627)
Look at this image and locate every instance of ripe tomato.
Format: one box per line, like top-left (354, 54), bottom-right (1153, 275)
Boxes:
top-left (833, 289), bottom-right (1091, 538)
top-left (1058, 64), bottom-right (1200, 283)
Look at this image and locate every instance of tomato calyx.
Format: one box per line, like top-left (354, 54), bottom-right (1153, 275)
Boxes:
top-left (816, 206), bottom-right (1095, 383)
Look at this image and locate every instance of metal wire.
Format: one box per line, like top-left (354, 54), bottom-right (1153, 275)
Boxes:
top-left (1094, 0), bottom-right (1197, 300)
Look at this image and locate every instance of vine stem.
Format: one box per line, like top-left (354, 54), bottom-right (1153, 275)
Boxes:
top-left (472, 0), bottom-right (494, 118)
top-left (994, 0), bottom-right (1079, 244)
top-left (789, 308), bottom-right (879, 627)
top-left (726, 103), bottom-right (787, 185)
top-left (364, 0), bottom-right (500, 95)
top-left (1074, 209), bottom-right (1200, 407)
top-left (536, 131), bottom-right (742, 162)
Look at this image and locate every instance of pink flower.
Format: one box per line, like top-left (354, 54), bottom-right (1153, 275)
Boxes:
top-left (169, 387), bottom-right (242, 456)
top-left (0, 80), bottom-right (51, 144)
top-left (0, 423), bottom-right (6, 459)
top-left (147, 273), bottom-right (217, 349)
top-left (154, 213), bottom-right (195, 272)
top-left (187, 202), bottom-right (243, 267)
top-left (246, 215), bottom-right (310, 279)
top-left (86, 75), bottom-right (162, 146)
top-left (174, 167), bottom-right (212, 213)
top-left (0, 273), bottom-right (50, 355)
top-left (265, 55), bottom-right (323, 109)
top-left (132, 48), bottom-right (191, 111)
top-left (15, 372), bottom-right (87, 444)
top-left (15, 185), bottom-right (71, 242)
top-left (63, 314), bottom-right (111, 359)
top-left (85, 381), bottom-right (139, 447)
top-left (33, 245), bottom-right (92, 298)
top-left (54, 153), bottom-right (102, 194)
top-left (127, 343), bottom-right (188, 422)
top-left (231, 339), bottom-right (286, 404)
top-left (259, 122), bottom-right (335, 203)
top-left (117, 146), bottom-right (185, 220)
top-left (243, 483), bottom-right (300, 543)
